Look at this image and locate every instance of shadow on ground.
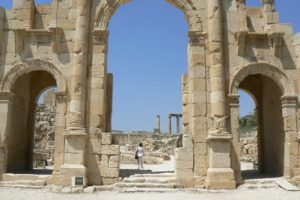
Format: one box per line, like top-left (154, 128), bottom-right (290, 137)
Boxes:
top-left (120, 169), bottom-right (174, 178)
top-left (242, 170), bottom-right (281, 180)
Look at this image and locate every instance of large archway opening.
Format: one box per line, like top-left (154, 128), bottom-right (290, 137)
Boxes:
top-left (107, 0), bottom-right (188, 178)
top-left (238, 74), bottom-right (285, 179)
top-left (6, 71), bottom-right (57, 175)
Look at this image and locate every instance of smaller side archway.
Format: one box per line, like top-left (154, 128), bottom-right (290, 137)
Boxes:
top-left (0, 59), bottom-right (67, 174)
top-left (229, 63), bottom-right (298, 182)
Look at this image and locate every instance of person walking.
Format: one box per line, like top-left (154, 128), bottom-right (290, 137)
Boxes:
top-left (136, 142), bottom-right (144, 169)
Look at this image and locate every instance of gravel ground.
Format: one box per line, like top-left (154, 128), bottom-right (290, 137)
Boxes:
top-left (1, 158), bottom-right (299, 200)
top-left (0, 186), bottom-right (300, 200)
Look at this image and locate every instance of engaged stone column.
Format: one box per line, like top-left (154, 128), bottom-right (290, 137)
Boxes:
top-left (0, 92), bottom-right (14, 179)
top-left (60, 0), bottom-right (91, 187)
top-left (206, 0), bottom-right (235, 189)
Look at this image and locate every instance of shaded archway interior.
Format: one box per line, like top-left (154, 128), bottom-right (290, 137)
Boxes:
top-left (6, 71), bottom-right (56, 174)
top-left (238, 74), bottom-right (284, 178)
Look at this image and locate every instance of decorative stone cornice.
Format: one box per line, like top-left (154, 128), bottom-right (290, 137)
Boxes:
top-left (12, 27), bottom-right (63, 54)
top-left (235, 31), bottom-right (285, 57)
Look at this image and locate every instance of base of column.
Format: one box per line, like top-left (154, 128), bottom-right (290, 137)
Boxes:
top-left (59, 164), bottom-right (87, 187)
top-left (206, 168), bottom-right (236, 189)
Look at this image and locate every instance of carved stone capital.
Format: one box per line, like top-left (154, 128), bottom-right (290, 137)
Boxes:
top-left (188, 31), bottom-right (207, 46)
top-left (208, 115), bottom-right (230, 136)
top-left (55, 91), bottom-right (67, 104)
top-left (0, 91), bottom-right (15, 101)
top-left (92, 30), bottom-right (109, 45)
top-left (228, 94), bottom-right (240, 107)
top-left (68, 112), bottom-right (84, 128)
top-left (281, 95), bottom-right (298, 107)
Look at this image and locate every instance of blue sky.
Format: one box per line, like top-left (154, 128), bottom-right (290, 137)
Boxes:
top-left (0, 0), bottom-right (299, 132)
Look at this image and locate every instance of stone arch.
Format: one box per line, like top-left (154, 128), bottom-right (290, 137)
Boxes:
top-left (229, 63), bottom-right (294, 96)
top-left (0, 59), bottom-right (67, 93)
top-left (94, 0), bottom-right (200, 31)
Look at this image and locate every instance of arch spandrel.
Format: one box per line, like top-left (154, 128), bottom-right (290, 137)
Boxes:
top-left (93, 0), bottom-right (201, 31)
top-left (229, 63), bottom-right (295, 97)
top-left (0, 59), bottom-right (67, 93)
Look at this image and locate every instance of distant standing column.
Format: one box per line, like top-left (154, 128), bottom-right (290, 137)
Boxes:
top-left (168, 115), bottom-right (172, 136)
top-left (156, 115), bottom-right (161, 134)
top-left (176, 116), bottom-right (180, 134)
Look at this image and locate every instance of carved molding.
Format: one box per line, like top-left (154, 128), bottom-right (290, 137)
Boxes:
top-left (229, 63), bottom-right (294, 96)
top-left (94, 0), bottom-right (198, 31)
top-left (13, 27), bottom-right (63, 54)
top-left (0, 59), bottom-right (67, 93)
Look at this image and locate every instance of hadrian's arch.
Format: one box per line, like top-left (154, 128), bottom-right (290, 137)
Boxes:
top-left (0, 0), bottom-right (299, 190)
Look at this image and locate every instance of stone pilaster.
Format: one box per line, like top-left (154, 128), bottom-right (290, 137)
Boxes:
top-left (206, 0), bottom-right (235, 189)
top-left (187, 30), bottom-right (207, 187)
top-left (60, 0), bottom-right (91, 186)
top-left (228, 94), bottom-right (243, 185)
top-left (51, 92), bottom-right (67, 180)
top-left (0, 92), bottom-right (14, 180)
top-left (87, 30), bottom-right (109, 133)
top-left (281, 96), bottom-right (300, 178)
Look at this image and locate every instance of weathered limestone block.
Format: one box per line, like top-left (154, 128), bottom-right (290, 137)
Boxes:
top-left (100, 166), bottom-right (119, 178)
top-left (109, 156), bottom-right (119, 168)
top-left (175, 160), bottom-right (193, 169)
top-left (102, 177), bottom-right (121, 185)
top-left (175, 148), bottom-right (193, 161)
top-left (194, 143), bottom-right (207, 155)
top-left (102, 133), bottom-right (112, 145)
top-left (88, 137), bottom-right (102, 154)
top-left (101, 155), bottom-right (109, 167)
top-left (101, 145), bottom-right (119, 155)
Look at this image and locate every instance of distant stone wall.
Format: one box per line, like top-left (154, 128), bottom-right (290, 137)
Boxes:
top-left (33, 104), bottom-right (56, 165)
top-left (240, 133), bottom-right (258, 163)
